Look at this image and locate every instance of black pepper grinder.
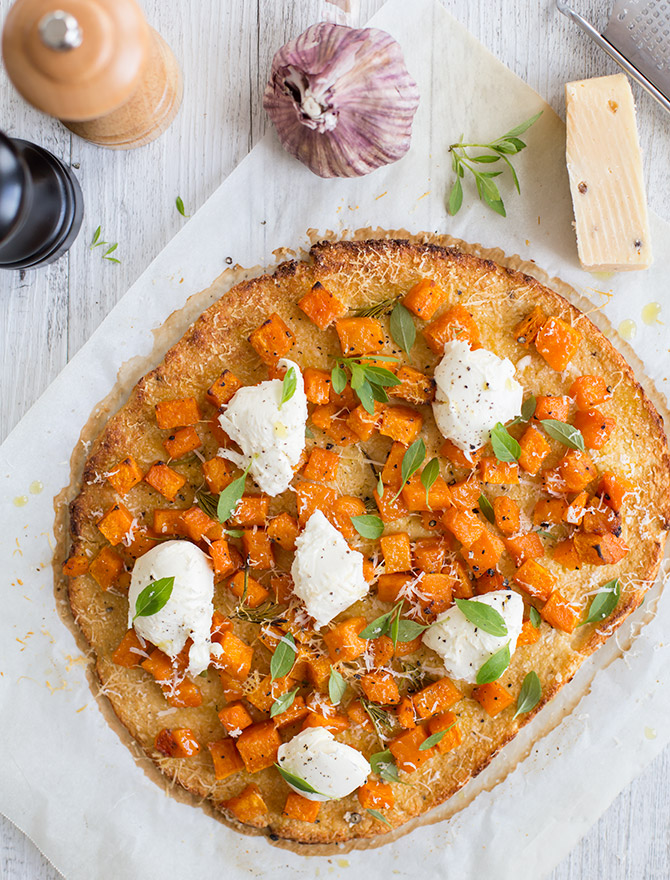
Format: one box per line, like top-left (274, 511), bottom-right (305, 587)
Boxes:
top-left (0, 130), bottom-right (83, 270)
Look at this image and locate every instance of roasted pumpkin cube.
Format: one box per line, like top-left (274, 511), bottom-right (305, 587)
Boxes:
top-left (209, 538), bottom-right (238, 577)
top-left (89, 546), bottom-right (125, 590)
top-left (582, 503), bottom-right (622, 537)
top-left (552, 537), bottom-right (581, 570)
top-left (218, 670), bottom-right (245, 701)
top-left (106, 456), bottom-right (144, 496)
top-left (564, 491), bottom-right (589, 526)
top-left (376, 573), bottom-right (414, 603)
top-left (97, 502), bottom-right (135, 545)
top-left (328, 495), bottom-right (366, 541)
top-left (555, 451), bottom-right (597, 494)
top-left (301, 367), bottom-right (331, 405)
top-left (163, 426), bottom-right (201, 460)
top-left (62, 554), bottom-right (90, 577)
top-left (142, 649), bottom-right (203, 707)
top-left (144, 462), bottom-right (187, 501)
top-left (533, 395), bottom-right (570, 422)
top-left (573, 408), bottom-right (616, 449)
top-left (517, 617), bottom-right (542, 646)
top-left (379, 405), bottom-right (423, 445)
top-left (295, 481), bottom-right (337, 526)
top-left (241, 529), bottom-right (274, 569)
top-left (249, 312), bottom-right (295, 364)
top-left (427, 711), bottom-right (463, 753)
top-left (325, 418), bottom-right (360, 447)
top-left (155, 727), bottom-right (201, 758)
top-left (223, 783), bottom-right (268, 826)
top-left (298, 281), bottom-right (345, 329)
top-left (493, 496), bottom-right (520, 536)
top-left (472, 681), bottom-right (514, 717)
top-left (347, 698), bottom-right (373, 730)
top-left (310, 402), bottom-right (337, 431)
top-left (335, 317), bottom-right (385, 357)
top-left (573, 532), bottom-right (629, 566)
top-left (597, 472), bottom-right (633, 512)
top-left (504, 532), bottom-right (544, 566)
top-left (569, 374), bottom-right (611, 411)
top-left (449, 476), bottom-right (481, 510)
top-left (207, 369), bottom-right (242, 408)
top-left (479, 456), bottom-right (519, 485)
top-left (213, 630), bottom-right (254, 680)
top-left (439, 438), bottom-right (482, 469)
top-left (413, 537), bottom-right (450, 573)
top-left (153, 509), bottom-right (185, 536)
top-left (358, 780), bottom-right (395, 811)
top-left (541, 590), bottom-right (579, 633)
top-left (283, 792), bottom-right (321, 823)
top-left (274, 695), bottom-right (309, 729)
top-left (533, 498), bottom-right (568, 526)
top-left (323, 616), bottom-right (368, 662)
top-left (535, 316), bottom-right (581, 371)
top-left (440, 508), bottom-right (485, 547)
top-left (374, 486), bottom-right (409, 523)
top-left (518, 425), bottom-right (551, 476)
top-left (111, 629), bottom-right (147, 667)
top-left (360, 670), bottom-right (401, 705)
top-left (246, 674), bottom-right (296, 713)
top-left (413, 677), bottom-right (461, 719)
top-left (390, 365), bottom-right (436, 405)
top-left (416, 573), bottom-right (453, 618)
top-left (155, 397), bottom-right (201, 429)
top-left (267, 512), bottom-right (300, 550)
top-left (403, 278), bottom-right (448, 319)
top-left (368, 634), bottom-right (395, 668)
top-left (303, 447), bottom-right (340, 482)
top-left (236, 721), bottom-right (281, 773)
top-left (301, 711), bottom-right (349, 734)
top-left (513, 305), bottom-right (546, 347)
top-left (228, 570), bottom-right (270, 607)
top-left (381, 442), bottom-right (408, 488)
top-left (210, 610), bottom-right (233, 643)
top-left (396, 695), bottom-right (417, 729)
top-left (423, 304), bottom-right (480, 353)
top-left (230, 494), bottom-right (269, 526)
top-left (465, 529), bottom-right (505, 574)
top-left (346, 401), bottom-right (385, 441)
top-left (380, 532), bottom-right (412, 574)
top-left (181, 506), bottom-right (216, 542)
top-left (208, 738), bottom-right (244, 779)
top-left (513, 559), bottom-right (556, 602)
top-left (200, 456), bottom-right (233, 494)
top-left (303, 653), bottom-right (332, 691)
top-left (389, 725), bottom-right (433, 772)
top-left (401, 472), bottom-right (452, 512)
top-left (475, 569), bottom-right (508, 594)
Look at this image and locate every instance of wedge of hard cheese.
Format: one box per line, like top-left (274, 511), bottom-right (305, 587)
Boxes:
top-left (565, 73), bottom-right (651, 272)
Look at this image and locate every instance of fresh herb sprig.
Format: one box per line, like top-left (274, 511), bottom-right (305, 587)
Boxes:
top-left (89, 225), bottom-right (121, 263)
top-left (419, 720), bottom-right (457, 750)
top-left (490, 422), bottom-right (520, 463)
top-left (360, 599), bottom-right (432, 649)
top-left (370, 749), bottom-right (401, 783)
top-left (275, 764), bottom-right (325, 796)
top-left (270, 632), bottom-right (297, 680)
top-left (175, 196), bottom-right (190, 218)
top-left (366, 808), bottom-right (393, 828)
top-left (579, 579), bottom-right (621, 627)
top-left (133, 576), bottom-right (174, 620)
top-left (360, 696), bottom-right (395, 743)
top-left (353, 295), bottom-right (399, 319)
top-left (389, 301), bottom-right (416, 354)
top-left (328, 666), bottom-right (347, 704)
top-left (391, 438), bottom-right (426, 502)
top-left (455, 598), bottom-right (508, 637)
top-left (270, 686), bottom-right (299, 718)
top-left (476, 641), bottom-right (511, 685)
top-left (514, 671), bottom-right (542, 719)
top-left (331, 356), bottom-right (400, 415)
top-left (217, 461), bottom-right (252, 523)
top-left (541, 419), bottom-right (585, 452)
top-left (447, 112), bottom-right (543, 217)
top-left (279, 366), bottom-right (297, 408)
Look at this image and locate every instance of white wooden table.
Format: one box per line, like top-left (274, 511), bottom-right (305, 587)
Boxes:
top-left (1, 1), bottom-right (669, 877)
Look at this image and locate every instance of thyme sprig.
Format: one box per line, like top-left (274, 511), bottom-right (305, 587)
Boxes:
top-left (360, 696), bottom-right (395, 743)
top-left (353, 295), bottom-right (400, 319)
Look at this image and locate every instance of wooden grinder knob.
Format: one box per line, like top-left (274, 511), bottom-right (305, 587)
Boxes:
top-left (2, 0), bottom-right (183, 149)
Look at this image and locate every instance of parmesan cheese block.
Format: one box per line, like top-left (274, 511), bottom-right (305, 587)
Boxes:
top-left (565, 74), bottom-right (652, 272)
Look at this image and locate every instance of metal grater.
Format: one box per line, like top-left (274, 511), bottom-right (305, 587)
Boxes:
top-left (556, 0), bottom-right (670, 113)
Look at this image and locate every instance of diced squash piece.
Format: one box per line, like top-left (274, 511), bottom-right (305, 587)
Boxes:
top-left (389, 725), bottom-right (433, 772)
top-left (164, 426), bottom-right (201, 460)
top-left (552, 537), bottom-right (581, 570)
top-left (210, 610), bottom-right (233, 643)
top-left (368, 634), bottom-right (395, 668)
top-left (513, 306), bottom-right (546, 347)
top-left (393, 634), bottom-right (424, 656)
top-left (267, 512), bottom-right (299, 550)
top-left (274, 695), bottom-right (309, 729)
top-left (304, 653), bottom-right (332, 691)
top-left (517, 618), bottom-right (542, 646)
top-left (303, 447), bottom-right (340, 482)
top-left (249, 312), bottom-right (295, 365)
top-left (533, 498), bottom-right (568, 526)
top-left (360, 670), bottom-right (401, 706)
top-left (474, 569), bottom-right (508, 594)
top-left (379, 406), bottom-right (423, 445)
top-left (346, 401), bottom-right (385, 441)
top-left (208, 738), bottom-right (244, 779)
top-left (440, 508), bottom-right (484, 547)
top-left (380, 532), bottom-right (412, 574)
top-left (207, 369), bottom-right (242, 408)
top-left (390, 365), bottom-right (436, 405)
top-left (504, 532), bottom-right (544, 567)
top-left (283, 792), bottom-right (321, 823)
top-left (381, 442), bottom-right (408, 488)
top-left (569, 375), bottom-right (611, 411)
top-left (303, 368), bottom-right (332, 404)
top-left (423, 305), bottom-right (480, 353)
top-left (270, 573), bottom-right (294, 604)
top-left (582, 503), bottom-right (622, 537)
top-left (449, 559), bottom-right (473, 599)
top-left (89, 546), bottom-right (125, 590)
top-left (358, 780), bottom-right (395, 811)
top-left (141, 649), bottom-right (203, 708)
top-left (347, 698), bottom-right (373, 730)
top-left (210, 538), bottom-right (238, 578)
top-left (472, 681), bottom-right (514, 717)
top-left (376, 573), bottom-right (414, 603)
top-left (439, 439), bottom-right (482, 469)
top-left (236, 721), bottom-right (281, 773)
top-left (465, 530), bottom-right (505, 575)
top-left (201, 456), bottom-right (233, 494)
top-left (564, 491), bottom-right (589, 526)
top-left (218, 670), bottom-right (245, 701)
top-left (449, 476), bottom-right (480, 510)
top-left (301, 711), bottom-right (349, 735)
top-left (181, 506), bottom-right (216, 543)
top-left (402, 278), bottom-right (446, 319)
top-left (573, 532), bottom-right (629, 566)
top-left (144, 462), bottom-right (186, 501)
top-left (518, 425), bottom-right (551, 476)
top-left (513, 559), bottom-right (556, 602)
top-left (311, 402), bottom-right (338, 431)
top-left (535, 317), bottom-right (581, 371)
top-left (597, 472), bottom-right (633, 513)
top-left (374, 486), bottom-right (409, 524)
top-left (534, 396), bottom-right (571, 422)
top-left (413, 537), bottom-right (450, 573)
top-left (155, 397), bottom-right (201, 429)
top-left (401, 472), bottom-right (452, 512)
top-left (479, 456), bottom-right (519, 485)
top-left (152, 509), bottom-right (185, 536)
top-left (213, 630), bottom-right (254, 680)
top-left (246, 674), bottom-right (296, 713)
top-left (556, 451), bottom-right (597, 493)
top-left (228, 571), bottom-right (270, 608)
top-left (218, 701), bottom-right (254, 736)
top-left (328, 495), bottom-right (366, 541)
top-left (97, 502), bottom-right (135, 545)
top-left (573, 408), bottom-right (616, 449)
top-left (112, 629), bottom-right (147, 667)
top-left (242, 529), bottom-right (275, 569)
top-left (224, 783), bottom-right (268, 826)
top-left (416, 573), bottom-right (453, 618)
top-left (297, 281), bottom-right (345, 330)
top-left (413, 677), bottom-right (461, 719)
top-left (155, 727), bottom-right (200, 758)
top-left (62, 554), bottom-right (89, 577)
top-left (396, 695), bottom-right (417, 729)
top-left (230, 495), bottom-right (269, 526)
top-left (335, 317), bottom-right (385, 357)
top-left (329, 381), bottom-right (358, 410)
top-left (427, 711), bottom-right (463, 753)
top-left (541, 590), bottom-right (579, 633)
top-left (493, 496), bottom-right (520, 536)
top-left (295, 481), bottom-right (337, 527)
top-left (209, 416), bottom-right (233, 447)
top-left (106, 456), bottom-right (144, 496)
top-left (323, 617), bottom-right (368, 662)
top-left (325, 418), bottom-right (360, 447)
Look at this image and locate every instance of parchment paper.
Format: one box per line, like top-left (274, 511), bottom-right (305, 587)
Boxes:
top-left (2, 1), bottom-right (670, 878)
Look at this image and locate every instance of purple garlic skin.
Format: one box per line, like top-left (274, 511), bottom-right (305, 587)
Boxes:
top-left (263, 23), bottom-right (420, 179)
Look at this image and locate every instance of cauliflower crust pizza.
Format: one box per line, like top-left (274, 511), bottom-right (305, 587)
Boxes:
top-left (64, 238), bottom-right (670, 844)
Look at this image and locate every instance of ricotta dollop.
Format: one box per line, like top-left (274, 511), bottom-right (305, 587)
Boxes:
top-left (421, 590), bottom-right (523, 684)
top-left (128, 540), bottom-right (214, 676)
top-left (217, 358), bottom-right (308, 496)
top-left (277, 728), bottom-right (371, 802)
top-left (291, 509), bottom-right (368, 628)
top-left (432, 340), bottom-right (523, 454)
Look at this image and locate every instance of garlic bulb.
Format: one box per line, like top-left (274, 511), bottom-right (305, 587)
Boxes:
top-left (263, 23), bottom-right (420, 178)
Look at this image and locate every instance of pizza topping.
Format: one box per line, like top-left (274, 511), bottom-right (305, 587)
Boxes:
top-left (276, 727), bottom-right (371, 802)
top-left (421, 590), bottom-right (523, 683)
top-left (128, 540), bottom-right (214, 676)
top-left (217, 358), bottom-right (308, 496)
top-left (432, 339), bottom-right (523, 453)
top-left (291, 510), bottom-right (368, 628)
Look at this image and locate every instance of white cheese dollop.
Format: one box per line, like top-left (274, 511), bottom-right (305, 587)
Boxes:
top-left (217, 358), bottom-right (307, 496)
top-left (128, 540), bottom-right (214, 676)
top-left (432, 340), bottom-right (523, 453)
top-left (277, 728), bottom-right (371, 802)
top-left (422, 590), bottom-right (523, 684)
top-left (291, 509), bottom-right (369, 628)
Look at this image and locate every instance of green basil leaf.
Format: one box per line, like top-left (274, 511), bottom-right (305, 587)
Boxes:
top-left (419, 720), bottom-right (457, 750)
top-left (472, 154), bottom-right (501, 164)
top-left (455, 598), bottom-right (508, 637)
top-left (501, 110), bottom-right (543, 140)
top-left (514, 670), bottom-right (541, 719)
top-left (579, 579), bottom-right (621, 626)
top-left (490, 422), bottom-right (520, 463)
top-left (133, 576), bottom-right (174, 621)
top-left (521, 395), bottom-right (537, 422)
top-left (370, 384), bottom-right (389, 404)
top-left (362, 365), bottom-right (402, 387)
top-left (529, 606), bottom-right (541, 628)
top-left (478, 493), bottom-right (495, 524)
top-left (279, 367), bottom-right (297, 408)
top-left (395, 618), bottom-right (429, 642)
top-left (270, 686), bottom-right (299, 718)
top-left (225, 528), bottom-right (245, 538)
top-left (540, 419), bottom-right (585, 452)
top-left (389, 302), bottom-right (416, 355)
top-left (366, 808), bottom-right (393, 828)
top-left (350, 364), bottom-right (365, 390)
top-left (476, 641), bottom-right (511, 684)
top-left (401, 438), bottom-right (426, 486)
top-left (275, 764), bottom-right (325, 796)
top-left (356, 379), bottom-right (376, 415)
top-left (351, 514), bottom-right (384, 540)
top-left (421, 458), bottom-right (440, 507)
top-left (217, 462), bottom-right (251, 522)
top-left (331, 364), bottom-right (347, 394)
top-left (390, 604), bottom-right (400, 650)
top-left (448, 176), bottom-right (463, 216)
top-left (328, 666), bottom-right (347, 704)
top-left (270, 632), bottom-right (297, 680)
top-left (359, 611), bottom-right (392, 640)
top-left (376, 473), bottom-right (384, 498)
top-left (369, 749), bottom-right (400, 783)
top-left (175, 196), bottom-right (188, 217)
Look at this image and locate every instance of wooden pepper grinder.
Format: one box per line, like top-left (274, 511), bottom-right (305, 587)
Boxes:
top-left (2, 0), bottom-right (183, 149)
